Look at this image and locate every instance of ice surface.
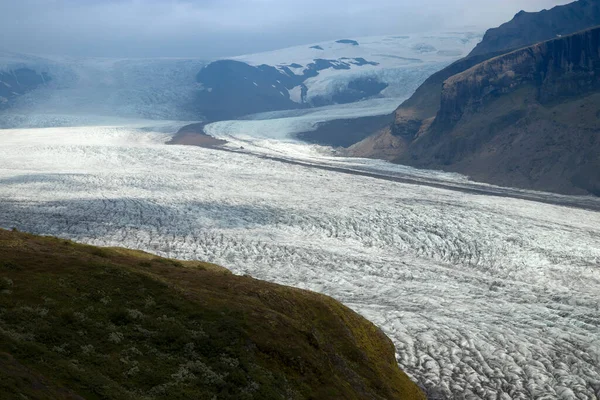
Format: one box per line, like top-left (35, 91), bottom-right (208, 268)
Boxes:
top-left (0, 125), bottom-right (599, 399)
top-left (0, 54), bottom-right (206, 127)
top-left (204, 97), bottom-right (402, 144)
top-left (234, 33), bottom-right (480, 69)
top-left (232, 33), bottom-right (483, 104)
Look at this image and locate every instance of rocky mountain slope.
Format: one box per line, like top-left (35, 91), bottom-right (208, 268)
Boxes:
top-left (399, 27), bottom-right (600, 195)
top-left (0, 228), bottom-right (424, 400)
top-left (388, 0), bottom-right (600, 140)
top-left (348, 0), bottom-right (600, 195)
top-left (469, 0), bottom-right (600, 57)
top-left (194, 34), bottom-right (481, 121)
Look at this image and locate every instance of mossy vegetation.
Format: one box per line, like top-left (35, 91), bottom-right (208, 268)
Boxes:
top-left (0, 229), bottom-right (424, 399)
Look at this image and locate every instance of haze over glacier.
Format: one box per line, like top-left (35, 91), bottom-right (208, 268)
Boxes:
top-left (1, 32), bottom-right (599, 399)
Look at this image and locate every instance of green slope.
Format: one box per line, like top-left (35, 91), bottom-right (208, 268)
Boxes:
top-left (0, 228), bottom-right (424, 400)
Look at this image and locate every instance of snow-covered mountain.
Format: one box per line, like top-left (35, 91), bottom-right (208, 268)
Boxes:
top-left (195, 32), bottom-right (482, 120)
top-left (0, 32), bottom-right (482, 127)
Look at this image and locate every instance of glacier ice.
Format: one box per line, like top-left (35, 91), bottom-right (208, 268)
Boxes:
top-left (0, 124), bottom-right (599, 399)
top-left (0, 55), bottom-right (206, 127)
top-left (231, 32), bottom-right (483, 106)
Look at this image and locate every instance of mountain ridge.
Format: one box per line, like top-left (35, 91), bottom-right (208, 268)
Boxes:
top-left (346, 0), bottom-right (600, 195)
top-left (193, 33), bottom-right (480, 121)
top-left (351, 25), bottom-right (600, 195)
top-left (469, 0), bottom-right (600, 57)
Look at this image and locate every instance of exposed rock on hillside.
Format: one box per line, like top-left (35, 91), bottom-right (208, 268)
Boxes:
top-left (336, 39), bottom-right (360, 46)
top-left (390, 0), bottom-right (600, 139)
top-left (394, 27), bottom-right (600, 195)
top-left (195, 60), bottom-right (302, 121)
top-left (469, 0), bottom-right (600, 57)
top-left (436, 27), bottom-right (600, 129)
top-left (195, 58), bottom-right (387, 120)
top-left (347, 0), bottom-right (600, 195)
top-left (193, 34), bottom-right (479, 121)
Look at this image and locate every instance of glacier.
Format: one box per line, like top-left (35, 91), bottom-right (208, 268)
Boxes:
top-left (0, 53), bottom-right (206, 127)
top-left (0, 124), bottom-right (599, 399)
top-left (1, 32), bottom-right (481, 126)
top-left (1, 32), bottom-right (599, 399)
top-left (232, 33), bottom-right (483, 104)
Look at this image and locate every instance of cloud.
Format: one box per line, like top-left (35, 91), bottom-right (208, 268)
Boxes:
top-left (0, 0), bottom-right (573, 58)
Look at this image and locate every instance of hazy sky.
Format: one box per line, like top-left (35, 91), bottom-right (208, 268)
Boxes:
top-left (0, 0), bottom-right (573, 59)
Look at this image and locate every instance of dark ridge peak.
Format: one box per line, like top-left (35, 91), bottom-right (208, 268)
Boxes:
top-left (336, 39), bottom-right (359, 46)
top-left (469, 0), bottom-right (600, 57)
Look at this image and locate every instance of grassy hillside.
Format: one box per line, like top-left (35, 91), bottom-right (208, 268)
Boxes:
top-left (0, 228), bottom-right (424, 400)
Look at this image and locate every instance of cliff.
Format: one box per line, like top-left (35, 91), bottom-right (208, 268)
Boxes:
top-left (391, 0), bottom-right (600, 140)
top-left (391, 51), bottom-right (506, 139)
top-left (0, 228), bottom-right (425, 400)
top-left (346, 0), bottom-right (600, 195)
top-left (436, 27), bottom-right (600, 129)
top-left (395, 27), bottom-right (600, 195)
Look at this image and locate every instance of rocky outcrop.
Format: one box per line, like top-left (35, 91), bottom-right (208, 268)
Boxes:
top-left (194, 60), bottom-right (302, 121)
top-left (347, 0), bottom-right (600, 195)
top-left (389, 0), bottom-right (600, 138)
top-left (336, 39), bottom-right (360, 46)
top-left (469, 0), bottom-right (600, 57)
top-left (393, 27), bottom-right (600, 195)
top-left (195, 56), bottom-right (387, 121)
top-left (436, 27), bottom-right (600, 130)
top-left (393, 51), bottom-right (507, 124)
top-left (0, 68), bottom-right (50, 110)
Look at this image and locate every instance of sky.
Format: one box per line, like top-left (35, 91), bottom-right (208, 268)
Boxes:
top-left (0, 0), bottom-right (573, 59)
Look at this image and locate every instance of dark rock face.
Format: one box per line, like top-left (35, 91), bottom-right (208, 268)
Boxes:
top-left (391, 51), bottom-right (507, 126)
top-left (195, 56), bottom-right (385, 121)
top-left (0, 68), bottom-right (50, 110)
top-left (310, 45), bottom-right (324, 50)
top-left (399, 27), bottom-right (600, 195)
top-left (469, 0), bottom-right (600, 57)
top-left (195, 60), bottom-right (301, 121)
top-left (390, 118), bottom-right (421, 139)
top-left (336, 39), bottom-right (359, 46)
top-left (436, 27), bottom-right (600, 130)
top-left (388, 0), bottom-right (600, 134)
top-left (348, 0), bottom-right (600, 195)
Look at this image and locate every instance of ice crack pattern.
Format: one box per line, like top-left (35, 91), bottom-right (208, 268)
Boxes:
top-left (0, 126), bottom-right (599, 399)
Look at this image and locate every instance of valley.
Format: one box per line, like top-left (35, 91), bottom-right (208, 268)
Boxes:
top-left (1, 5), bottom-right (599, 398)
top-left (0, 122), bottom-right (599, 398)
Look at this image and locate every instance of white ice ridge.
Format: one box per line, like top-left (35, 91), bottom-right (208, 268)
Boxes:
top-left (0, 125), bottom-right (599, 399)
